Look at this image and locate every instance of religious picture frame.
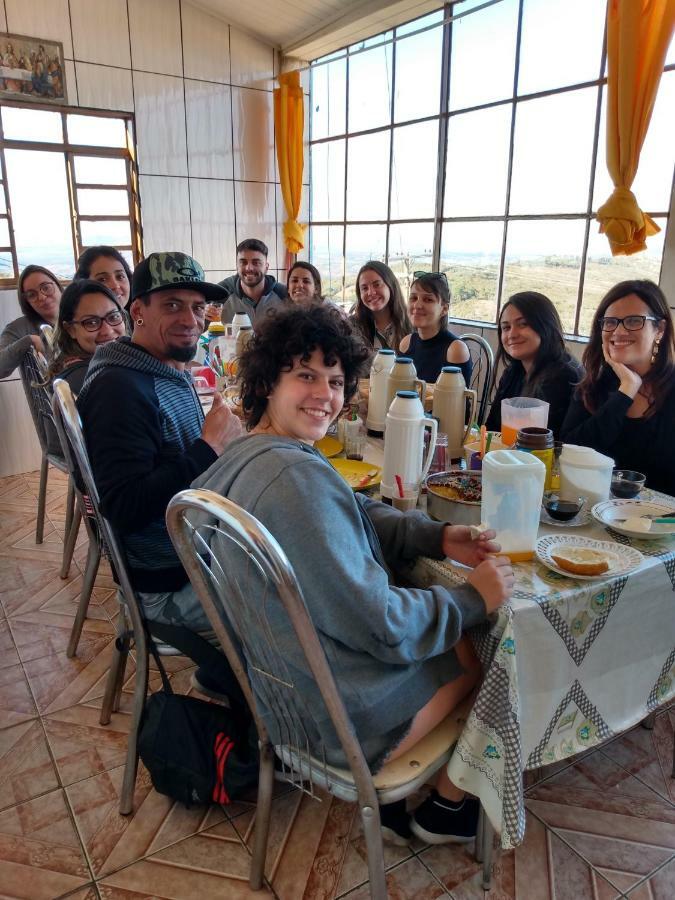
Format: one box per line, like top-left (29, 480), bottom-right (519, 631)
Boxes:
top-left (0, 32), bottom-right (67, 105)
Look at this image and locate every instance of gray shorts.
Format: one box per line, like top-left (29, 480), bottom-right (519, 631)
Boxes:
top-left (137, 580), bottom-right (211, 632)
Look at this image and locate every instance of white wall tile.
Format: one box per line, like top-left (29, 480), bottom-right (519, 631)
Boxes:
top-left (204, 270), bottom-right (235, 284)
top-left (134, 72), bottom-right (188, 176)
top-left (70, 0), bottom-right (130, 68)
top-left (139, 175), bottom-right (192, 255)
top-left (230, 28), bottom-right (275, 90)
top-left (181, 1), bottom-right (230, 84)
top-left (232, 87), bottom-right (275, 182)
top-left (76, 63), bottom-right (134, 111)
top-left (189, 178), bottom-right (236, 271)
top-left (185, 79), bottom-right (233, 179)
top-left (128, 0), bottom-right (182, 76)
top-left (235, 180), bottom-right (278, 269)
top-left (5, 0), bottom-right (73, 58)
top-left (64, 59), bottom-right (78, 105)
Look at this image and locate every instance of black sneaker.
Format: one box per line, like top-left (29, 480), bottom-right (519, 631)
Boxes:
top-left (410, 791), bottom-right (479, 845)
top-left (190, 668), bottom-right (231, 705)
top-left (379, 799), bottom-right (412, 846)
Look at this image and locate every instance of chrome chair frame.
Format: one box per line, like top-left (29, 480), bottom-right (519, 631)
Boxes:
top-left (166, 488), bottom-right (494, 895)
top-left (458, 333), bottom-right (495, 426)
top-left (39, 322), bottom-right (55, 360)
top-left (22, 349), bottom-right (79, 571)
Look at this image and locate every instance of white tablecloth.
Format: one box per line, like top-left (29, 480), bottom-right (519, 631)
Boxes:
top-left (409, 498), bottom-right (675, 849)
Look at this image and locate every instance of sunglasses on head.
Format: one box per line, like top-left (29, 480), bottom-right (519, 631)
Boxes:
top-left (413, 270), bottom-right (448, 285)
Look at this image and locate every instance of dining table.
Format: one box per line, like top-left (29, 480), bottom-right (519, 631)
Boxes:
top-left (348, 438), bottom-right (675, 850)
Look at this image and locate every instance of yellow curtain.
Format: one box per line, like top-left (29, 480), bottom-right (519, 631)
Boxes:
top-left (596, 0), bottom-right (675, 255)
top-left (274, 70), bottom-right (306, 258)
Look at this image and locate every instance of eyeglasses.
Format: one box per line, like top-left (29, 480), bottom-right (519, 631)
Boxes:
top-left (599, 315), bottom-right (662, 332)
top-left (69, 309), bottom-right (124, 332)
top-left (22, 281), bottom-right (57, 304)
top-left (413, 270), bottom-right (448, 285)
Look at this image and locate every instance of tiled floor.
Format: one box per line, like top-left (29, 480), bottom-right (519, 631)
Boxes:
top-left (0, 467), bottom-right (673, 899)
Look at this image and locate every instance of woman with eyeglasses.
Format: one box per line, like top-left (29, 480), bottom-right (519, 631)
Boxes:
top-left (47, 279), bottom-right (128, 394)
top-left (561, 280), bottom-right (675, 495)
top-left (399, 271), bottom-right (472, 385)
top-left (351, 260), bottom-right (412, 353)
top-left (74, 246), bottom-right (132, 307)
top-left (0, 265), bottom-right (63, 379)
top-left (486, 292), bottom-right (584, 437)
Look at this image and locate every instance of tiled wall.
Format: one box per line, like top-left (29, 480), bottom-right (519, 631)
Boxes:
top-left (0, 0), bottom-right (311, 476)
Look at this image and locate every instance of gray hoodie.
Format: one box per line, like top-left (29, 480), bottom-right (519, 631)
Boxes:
top-left (193, 434), bottom-right (487, 766)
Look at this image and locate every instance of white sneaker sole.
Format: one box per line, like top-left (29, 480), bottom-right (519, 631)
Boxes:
top-left (410, 820), bottom-right (476, 845)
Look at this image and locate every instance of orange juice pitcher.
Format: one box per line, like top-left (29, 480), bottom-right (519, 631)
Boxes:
top-left (481, 449), bottom-right (546, 562)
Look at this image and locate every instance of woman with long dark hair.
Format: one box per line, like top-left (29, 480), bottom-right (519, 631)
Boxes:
top-left (47, 279), bottom-right (128, 393)
top-left (485, 291), bottom-right (583, 437)
top-left (562, 280), bottom-right (675, 494)
top-left (0, 265), bottom-right (63, 379)
top-left (350, 260), bottom-right (412, 352)
top-left (75, 245), bottom-right (132, 307)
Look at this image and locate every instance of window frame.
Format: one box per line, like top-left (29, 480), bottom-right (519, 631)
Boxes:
top-left (308, 0), bottom-right (675, 334)
top-left (0, 98), bottom-right (141, 286)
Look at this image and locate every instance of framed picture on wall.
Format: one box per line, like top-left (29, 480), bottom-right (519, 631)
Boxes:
top-left (0, 32), bottom-right (66, 105)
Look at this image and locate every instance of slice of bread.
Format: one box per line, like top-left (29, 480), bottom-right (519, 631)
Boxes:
top-left (551, 546), bottom-right (610, 576)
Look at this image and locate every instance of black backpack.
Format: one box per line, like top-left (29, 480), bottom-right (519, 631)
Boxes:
top-left (138, 643), bottom-right (259, 807)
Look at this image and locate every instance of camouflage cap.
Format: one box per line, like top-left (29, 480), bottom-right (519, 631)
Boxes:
top-left (127, 251), bottom-right (227, 308)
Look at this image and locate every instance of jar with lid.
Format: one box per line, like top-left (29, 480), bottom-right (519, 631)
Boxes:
top-left (515, 427), bottom-right (554, 489)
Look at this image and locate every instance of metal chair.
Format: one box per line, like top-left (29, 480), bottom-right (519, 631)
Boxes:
top-left (52, 378), bottom-right (227, 815)
top-left (166, 488), bottom-right (494, 895)
top-left (21, 349), bottom-right (79, 573)
top-left (458, 333), bottom-right (495, 426)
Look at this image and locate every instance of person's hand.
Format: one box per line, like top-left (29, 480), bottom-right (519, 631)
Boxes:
top-left (441, 524), bottom-right (501, 567)
top-left (603, 346), bottom-right (642, 399)
top-left (466, 555), bottom-right (514, 614)
top-left (29, 334), bottom-right (44, 352)
top-left (201, 391), bottom-right (243, 454)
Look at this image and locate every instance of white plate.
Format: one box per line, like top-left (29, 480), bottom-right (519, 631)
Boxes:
top-left (536, 534), bottom-right (644, 580)
top-left (592, 499), bottom-right (675, 540)
top-left (540, 506), bottom-right (591, 528)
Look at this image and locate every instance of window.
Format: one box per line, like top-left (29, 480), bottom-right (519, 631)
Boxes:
top-left (308, 0), bottom-right (675, 335)
top-left (0, 102), bottom-right (140, 283)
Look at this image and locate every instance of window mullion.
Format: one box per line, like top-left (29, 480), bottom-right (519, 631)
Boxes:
top-left (432, 2), bottom-right (453, 272)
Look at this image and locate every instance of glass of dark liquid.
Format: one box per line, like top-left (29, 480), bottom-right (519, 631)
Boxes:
top-left (610, 469), bottom-right (646, 499)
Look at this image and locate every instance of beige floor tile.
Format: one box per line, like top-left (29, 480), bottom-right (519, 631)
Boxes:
top-left (0, 719), bottom-right (59, 811)
top-left (341, 856), bottom-right (448, 898)
top-left (600, 715), bottom-right (675, 804)
top-left (0, 661), bottom-right (38, 727)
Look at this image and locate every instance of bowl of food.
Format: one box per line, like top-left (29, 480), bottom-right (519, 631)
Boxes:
top-left (610, 469), bottom-right (646, 499)
top-left (542, 492), bottom-right (585, 522)
top-left (426, 470), bottom-right (482, 525)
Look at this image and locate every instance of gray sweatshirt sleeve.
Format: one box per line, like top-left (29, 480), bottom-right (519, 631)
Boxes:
top-left (0, 318), bottom-right (34, 379)
top-left (249, 457), bottom-right (487, 666)
top-left (358, 494), bottom-right (446, 564)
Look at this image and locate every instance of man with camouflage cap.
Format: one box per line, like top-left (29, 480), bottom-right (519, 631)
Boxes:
top-left (78, 252), bottom-right (243, 698)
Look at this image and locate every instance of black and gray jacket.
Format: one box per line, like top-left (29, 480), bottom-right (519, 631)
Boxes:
top-left (218, 274), bottom-right (288, 328)
top-left (78, 338), bottom-right (217, 592)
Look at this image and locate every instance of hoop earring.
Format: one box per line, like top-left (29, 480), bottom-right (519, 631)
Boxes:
top-left (135, 318), bottom-right (144, 327)
top-left (650, 338), bottom-right (661, 366)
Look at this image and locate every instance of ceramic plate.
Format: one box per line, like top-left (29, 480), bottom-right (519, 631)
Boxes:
top-left (540, 507), bottom-right (592, 528)
top-left (592, 499), bottom-right (675, 540)
top-left (536, 534), bottom-right (644, 581)
top-left (329, 458), bottom-right (381, 491)
top-left (315, 435), bottom-right (344, 458)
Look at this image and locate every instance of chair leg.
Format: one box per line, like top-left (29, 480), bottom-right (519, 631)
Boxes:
top-left (66, 538), bottom-right (101, 658)
top-left (35, 454), bottom-right (49, 544)
top-left (100, 626), bottom-right (129, 725)
top-left (60, 506), bottom-right (82, 579)
top-left (119, 642), bottom-right (149, 816)
top-left (475, 806), bottom-right (485, 863)
top-left (480, 809), bottom-right (494, 891)
top-left (249, 743), bottom-right (275, 891)
top-left (360, 803), bottom-right (388, 900)
top-left (63, 477), bottom-right (75, 546)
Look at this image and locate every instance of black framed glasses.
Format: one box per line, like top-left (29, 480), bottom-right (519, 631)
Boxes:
top-left (70, 309), bottom-right (124, 332)
top-left (22, 281), bottom-right (57, 304)
top-left (413, 270), bottom-right (448, 285)
top-left (599, 315), bottom-right (662, 332)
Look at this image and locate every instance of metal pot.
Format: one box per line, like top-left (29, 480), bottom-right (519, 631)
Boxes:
top-left (426, 470), bottom-right (482, 525)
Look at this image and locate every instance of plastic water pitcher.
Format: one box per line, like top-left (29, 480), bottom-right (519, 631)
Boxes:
top-left (384, 357), bottom-right (426, 421)
top-left (382, 391), bottom-right (438, 501)
top-left (481, 449), bottom-right (546, 561)
top-left (366, 349), bottom-right (396, 435)
top-left (559, 444), bottom-right (614, 505)
top-left (432, 366), bottom-right (477, 460)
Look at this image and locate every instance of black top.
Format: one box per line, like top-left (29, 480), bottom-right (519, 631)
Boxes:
top-left (561, 369), bottom-right (675, 496)
top-left (486, 354), bottom-right (584, 438)
top-left (59, 359), bottom-right (89, 396)
top-left (408, 329), bottom-right (472, 385)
